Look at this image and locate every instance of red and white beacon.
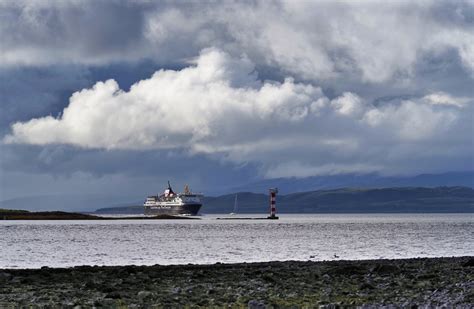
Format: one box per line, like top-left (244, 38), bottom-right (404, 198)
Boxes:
top-left (268, 188), bottom-right (279, 219)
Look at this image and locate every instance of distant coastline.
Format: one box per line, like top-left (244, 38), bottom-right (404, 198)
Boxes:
top-left (95, 186), bottom-right (474, 214)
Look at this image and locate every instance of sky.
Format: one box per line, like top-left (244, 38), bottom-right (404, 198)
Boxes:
top-left (0, 0), bottom-right (473, 200)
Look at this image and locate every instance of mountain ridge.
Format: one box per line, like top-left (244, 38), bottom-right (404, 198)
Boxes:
top-left (229, 171), bottom-right (474, 194)
top-left (94, 186), bottom-right (474, 214)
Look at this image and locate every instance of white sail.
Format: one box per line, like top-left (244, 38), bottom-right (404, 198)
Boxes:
top-left (230, 194), bottom-right (238, 215)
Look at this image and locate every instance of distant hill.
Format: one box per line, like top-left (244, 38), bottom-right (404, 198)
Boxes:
top-left (94, 187), bottom-right (474, 214)
top-left (230, 171), bottom-right (474, 194)
top-left (0, 195), bottom-right (141, 212)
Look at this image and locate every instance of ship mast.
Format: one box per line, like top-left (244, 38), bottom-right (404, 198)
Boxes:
top-left (233, 194), bottom-right (238, 213)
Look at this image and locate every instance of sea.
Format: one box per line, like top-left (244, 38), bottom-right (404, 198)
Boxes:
top-left (0, 214), bottom-right (472, 269)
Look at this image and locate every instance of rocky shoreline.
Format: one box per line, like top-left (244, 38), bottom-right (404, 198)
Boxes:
top-left (1, 257), bottom-right (472, 308)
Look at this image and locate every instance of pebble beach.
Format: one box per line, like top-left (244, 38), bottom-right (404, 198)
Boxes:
top-left (1, 257), bottom-right (472, 308)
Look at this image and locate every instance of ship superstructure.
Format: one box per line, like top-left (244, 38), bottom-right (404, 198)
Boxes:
top-left (144, 182), bottom-right (202, 216)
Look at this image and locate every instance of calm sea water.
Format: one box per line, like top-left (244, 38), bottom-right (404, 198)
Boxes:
top-left (0, 214), bottom-right (472, 269)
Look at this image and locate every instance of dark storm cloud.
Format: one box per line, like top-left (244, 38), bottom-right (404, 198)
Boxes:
top-left (0, 66), bottom-right (90, 134)
top-left (0, 1), bottom-right (151, 65)
top-left (0, 61), bottom-right (179, 134)
top-left (3, 1), bottom-right (472, 76)
top-left (1, 144), bottom-right (255, 179)
top-left (0, 143), bottom-right (258, 199)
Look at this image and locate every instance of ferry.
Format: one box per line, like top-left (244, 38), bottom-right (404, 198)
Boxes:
top-left (144, 182), bottom-right (202, 216)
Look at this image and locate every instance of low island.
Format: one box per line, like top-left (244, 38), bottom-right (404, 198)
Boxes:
top-left (0, 209), bottom-right (195, 220)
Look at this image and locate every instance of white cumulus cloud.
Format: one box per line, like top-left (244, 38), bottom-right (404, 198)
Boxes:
top-left (4, 48), bottom-right (471, 177)
top-left (4, 49), bottom-right (325, 149)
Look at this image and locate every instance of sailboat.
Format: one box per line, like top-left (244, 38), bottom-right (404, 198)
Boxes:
top-left (229, 194), bottom-right (238, 215)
